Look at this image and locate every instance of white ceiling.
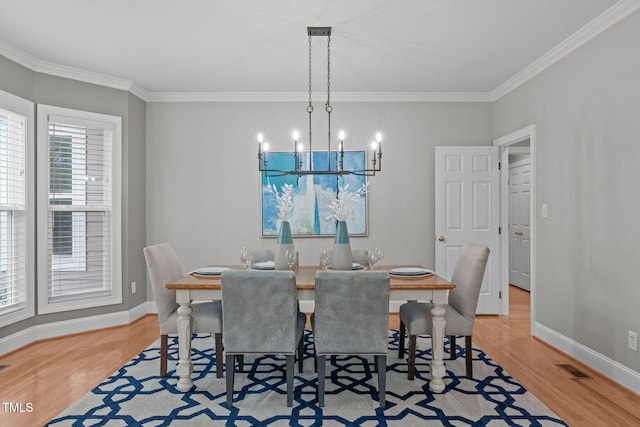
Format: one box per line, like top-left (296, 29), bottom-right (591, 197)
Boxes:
top-left (0, 0), bottom-right (634, 100)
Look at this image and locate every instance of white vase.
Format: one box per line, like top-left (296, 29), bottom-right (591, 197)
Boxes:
top-left (274, 221), bottom-right (294, 270)
top-left (331, 221), bottom-right (352, 270)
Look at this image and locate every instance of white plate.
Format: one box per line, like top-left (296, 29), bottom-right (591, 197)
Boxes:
top-left (252, 261), bottom-right (275, 270)
top-left (328, 263), bottom-right (364, 270)
top-left (389, 267), bottom-right (433, 276)
top-left (193, 266), bottom-right (230, 276)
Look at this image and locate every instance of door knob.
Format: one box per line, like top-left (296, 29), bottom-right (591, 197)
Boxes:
top-left (438, 236), bottom-right (445, 242)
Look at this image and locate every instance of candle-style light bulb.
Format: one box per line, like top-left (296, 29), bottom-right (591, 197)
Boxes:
top-left (292, 130), bottom-right (300, 141)
top-left (263, 142), bottom-right (269, 152)
top-left (297, 143), bottom-right (304, 152)
top-left (370, 141), bottom-right (377, 150)
top-left (257, 132), bottom-right (264, 143)
top-left (375, 132), bottom-right (383, 156)
top-left (338, 130), bottom-right (345, 141)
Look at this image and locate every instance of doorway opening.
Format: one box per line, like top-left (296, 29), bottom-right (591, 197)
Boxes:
top-left (494, 125), bottom-right (536, 333)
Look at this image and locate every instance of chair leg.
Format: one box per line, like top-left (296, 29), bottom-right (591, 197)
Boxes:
top-left (160, 335), bottom-right (168, 377)
top-left (317, 355), bottom-right (326, 407)
top-left (407, 335), bottom-right (417, 380)
top-left (286, 354), bottom-right (295, 407)
top-left (450, 335), bottom-right (457, 360)
top-left (297, 336), bottom-right (304, 373)
top-left (465, 335), bottom-right (473, 378)
top-left (236, 354), bottom-right (244, 373)
top-left (376, 355), bottom-right (386, 408)
top-left (398, 321), bottom-right (406, 358)
top-left (225, 354), bottom-right (235, 407)
top-left (215, 333), bottom-right (223, 378)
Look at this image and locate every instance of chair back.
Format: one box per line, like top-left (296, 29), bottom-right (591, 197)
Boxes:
top-left (322, 249), bottom-right (370, 266)
top-left (143, 243), bottom-right (182, 325)
top-left (448, 243), bottom-right (490, 321)
top-left (221, 270), bottom-right (299, 354)
top-left (251, 249), bottom-right (274, 263)
top-left (314, 271), bottom-right (390, 355)
top-left (352, 249), bottom-right (370, 266)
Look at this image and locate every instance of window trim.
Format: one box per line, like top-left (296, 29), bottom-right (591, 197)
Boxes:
top-left (36, 105), bottom-right (122, 314)
top-left (0, 89), bottom-right (35, 328)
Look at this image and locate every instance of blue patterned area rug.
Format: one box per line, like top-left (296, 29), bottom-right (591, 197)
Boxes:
top-left (47, 331), bottom-right (567, 426)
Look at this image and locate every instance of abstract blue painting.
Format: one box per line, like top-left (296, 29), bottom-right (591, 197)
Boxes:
top-left (261, 151), bottom-right (367, 237)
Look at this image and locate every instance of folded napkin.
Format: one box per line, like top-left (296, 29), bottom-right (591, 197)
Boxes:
top-left (192, 266), bottom-right (230, 276)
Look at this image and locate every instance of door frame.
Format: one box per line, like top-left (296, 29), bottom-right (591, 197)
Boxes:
top-left (493, 125), bottom-right (536, 332)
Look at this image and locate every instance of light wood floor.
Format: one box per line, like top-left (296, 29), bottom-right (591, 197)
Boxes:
top-left (2, 286), bottom-right (640, 426)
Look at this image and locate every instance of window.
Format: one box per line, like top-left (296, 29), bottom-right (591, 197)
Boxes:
top-left (37, 105), bottom-right (122, 314)
top-left (0, 90), bottom-right (34, 328)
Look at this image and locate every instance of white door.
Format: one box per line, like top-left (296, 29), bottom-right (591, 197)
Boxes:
top-left (508, 160), bottom-right (531, 291)
top-left (435, 146), bottom-right (501, 314)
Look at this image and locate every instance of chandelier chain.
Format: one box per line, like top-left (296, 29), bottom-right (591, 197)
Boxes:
top-left (326, 34), bottom-right (331, 112)
top-left (308, 35), bottom-right (313, 110)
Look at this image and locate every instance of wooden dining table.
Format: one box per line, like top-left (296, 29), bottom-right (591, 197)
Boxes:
top-left (165, 265), bottom-right (455, 393)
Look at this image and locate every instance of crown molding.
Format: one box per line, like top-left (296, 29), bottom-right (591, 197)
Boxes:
top-left (145, 91), bottom-right (492, 103)
top-left (491, 0), bottom-right (640, 101)
top-left (35, 60), bottom-right (136, 92)
top-left (0, 39), bottom-right (39, 70)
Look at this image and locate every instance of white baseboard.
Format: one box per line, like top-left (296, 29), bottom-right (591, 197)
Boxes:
top-left (534, 321), bottom-right (640, 394)
top-left (0, 302), bottom-right (151, 356)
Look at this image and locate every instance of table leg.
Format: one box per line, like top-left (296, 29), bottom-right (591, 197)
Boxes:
top-left (429, 301), bottom-right (446, 393)
top-left (176, 297), bottom-right (193, 392)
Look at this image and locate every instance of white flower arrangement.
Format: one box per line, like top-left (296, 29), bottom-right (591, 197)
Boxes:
top-left (326, 183), bottom-right (369, 222)
top-left (266, 183), bottom-right (295, 221)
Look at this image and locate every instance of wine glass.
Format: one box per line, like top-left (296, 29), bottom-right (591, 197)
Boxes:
top-left (239, 246), bottom-right (251, 269)
top-left (285, 249), bottom-right (296, 270)
top-left (319, 246), bottom-right (330, 269)
top-left (373, 247), bottom-right (384, 266)
top-left (368, 250), bottom-right (379, 270)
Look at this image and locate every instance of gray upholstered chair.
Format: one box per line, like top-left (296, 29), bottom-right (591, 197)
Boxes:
top-left (351, 249), bottom-right (370, 266)
top-left (251, 249), bottom-right (274, 263)
top-left (221, 270), bottom-right (306, 407)
top-left (143, 243), bottom-right (224, 378)
top-left (398, 243), bottom-right (490, 380)
top-left (312, 270), bottom-right (390, 408)
top-left (321, 249), bottom-right (369, 267)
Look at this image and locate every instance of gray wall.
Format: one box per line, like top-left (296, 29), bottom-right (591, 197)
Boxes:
top-left (494, 10), bottom-right (640, 372)
top-left (0, 56), bottom-right (147, 338)
top-left (146, 101), bottom-right (493, 282)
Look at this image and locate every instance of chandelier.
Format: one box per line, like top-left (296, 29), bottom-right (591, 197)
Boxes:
top-left (257, 27), bottom-right (383, 177)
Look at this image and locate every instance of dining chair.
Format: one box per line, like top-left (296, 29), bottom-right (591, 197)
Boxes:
top-left (321, 249), bottom-right (369, 267)
top-left (251, 249), bottom-right (274, 263)
top-left (398, 243), bottom-right (490, 380)
top-left (221, 270), bottom-right (306, 407)
top-left (351, 249), bottom-right (370, 266)
top-left (312, 270), bottom-right (390, 408)
top-left (143, 243), bottom-right (224, 378)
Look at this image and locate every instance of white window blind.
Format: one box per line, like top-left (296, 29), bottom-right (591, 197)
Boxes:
top-left (38, 105), bottom-right (122, 313)
top-left (0, 89), bottom-right (33, 328)
top-left (0, 107), bottom-right (27, 316)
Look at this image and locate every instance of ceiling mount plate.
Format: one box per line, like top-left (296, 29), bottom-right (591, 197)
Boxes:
top-left (307, 27), bottom-right (331, 37)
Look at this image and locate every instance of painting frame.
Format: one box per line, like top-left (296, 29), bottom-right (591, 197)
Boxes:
top-left (261, 150), bottom-right (368, 237)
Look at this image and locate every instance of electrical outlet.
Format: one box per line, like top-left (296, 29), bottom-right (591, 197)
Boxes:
top-left (628, 331), bottom-right (638, 352)
top-left (131, 281), bottom-right (137, 294)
